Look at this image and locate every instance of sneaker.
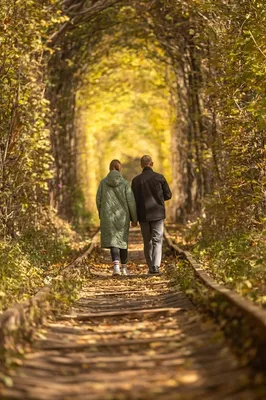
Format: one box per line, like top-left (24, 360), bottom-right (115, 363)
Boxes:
top-left (113, 265), bottom-right (121, 276)
top-left (121, 266), bottom-right (128, 276)
top-left (151, 266), bottom-right (160, 274)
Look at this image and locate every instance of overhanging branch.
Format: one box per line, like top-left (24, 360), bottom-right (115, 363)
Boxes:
top-left (49, 0), bottom-right (122, 44)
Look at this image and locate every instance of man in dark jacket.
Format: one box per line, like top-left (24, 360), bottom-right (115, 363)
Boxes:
top-left (132, 155), bottom-right (172, 274)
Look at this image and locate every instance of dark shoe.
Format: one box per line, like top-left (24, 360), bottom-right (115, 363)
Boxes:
top-left (151, 266), bottom-right (160, 274)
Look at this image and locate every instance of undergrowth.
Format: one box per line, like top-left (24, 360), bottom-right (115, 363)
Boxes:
top-left (168, 222), bottom-right (266, 306)
top-left (0, 210), bottom-right (91, 312)
top-left (48, 261), bottom-right (89, 315)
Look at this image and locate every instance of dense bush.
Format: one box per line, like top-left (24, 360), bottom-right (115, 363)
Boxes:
top-left (0, 210), bottom-right (83, 311)
top-left (0, 0), bottom-right (67, 238)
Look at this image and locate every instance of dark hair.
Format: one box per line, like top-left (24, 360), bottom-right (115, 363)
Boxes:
top-left (109, 159), bottom-right (121, 171)
top-left (141, 155), bottom-right (153, 167)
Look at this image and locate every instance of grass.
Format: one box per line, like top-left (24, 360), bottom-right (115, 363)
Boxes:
top-left (0, 212), bottom-right (92, 312)
top-left (168, 222), bottom-right (266, 306)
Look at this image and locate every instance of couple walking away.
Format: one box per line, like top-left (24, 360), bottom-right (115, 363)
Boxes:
top-left (96, 155), bottom-right (172, 276)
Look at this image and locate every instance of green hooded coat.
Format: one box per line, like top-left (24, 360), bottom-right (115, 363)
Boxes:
top-left (96, 170), bottom-right (138, 249)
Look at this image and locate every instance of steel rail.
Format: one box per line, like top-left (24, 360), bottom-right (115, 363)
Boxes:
top-left (164, 226), bottom-right (266, 365)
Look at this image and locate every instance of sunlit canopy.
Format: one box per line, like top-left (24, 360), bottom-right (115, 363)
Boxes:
top-left (76, 43), bottom-right (175, 220)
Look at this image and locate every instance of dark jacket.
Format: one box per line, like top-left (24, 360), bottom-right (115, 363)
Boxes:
top-left (131, 167), bottom-right (172, 222)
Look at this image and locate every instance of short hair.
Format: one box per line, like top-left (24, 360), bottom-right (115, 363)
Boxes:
top-left (141, 155), bottom-right (153, 167)
top-left (109, 159), bottom-right (121, 171)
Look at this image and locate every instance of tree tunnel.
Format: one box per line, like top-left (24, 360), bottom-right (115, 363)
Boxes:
top-left (76, 39), bottom-right (176, 221)
top-left (47, 0), bottom-right (265, 231)
top-left (47, 1), bottom-right (210, 226)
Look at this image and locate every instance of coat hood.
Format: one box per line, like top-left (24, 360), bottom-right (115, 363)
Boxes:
top-left (104, 170), bottom-right (124, 187)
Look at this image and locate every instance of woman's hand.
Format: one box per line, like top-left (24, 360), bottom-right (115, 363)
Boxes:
top-left (131, 222), bottom-right (138, 227)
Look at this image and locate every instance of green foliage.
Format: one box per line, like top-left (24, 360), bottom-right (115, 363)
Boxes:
top-left (192, 228), bottom-right (266, 304)
top-left (0, 211), bottom-right (83, 311)
top-left (198, 0), bottom-right (266, 235)
top-left (47, 0), bottom-right (266, 229)
top-left (0, 241), bottom-right (43, 311)
top-left (152, 0), bottom-right (266, 302)
top-left (0, 0), bottom-right (66, 237)
top-left (49, 262), bottom-right (88, 314)
top-left (76, 43), bottom-right (174, 219)
top-left (171, 0), bottom-right (266, 305)
top-left (70, 187), bottom-right (97, 231)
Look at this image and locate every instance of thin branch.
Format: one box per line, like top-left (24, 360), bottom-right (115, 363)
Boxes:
top-left (70, 0), bottom-right (109, 16)
top-left (77, 0), bottom-right (121, 23)
top-left (49, 0), bottom-right (121, 44)
top-left (249, 30), bottom-right (266, 60)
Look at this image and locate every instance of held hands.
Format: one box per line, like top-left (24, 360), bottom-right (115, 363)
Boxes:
top-left (131, 222), bottom-right (138, 227)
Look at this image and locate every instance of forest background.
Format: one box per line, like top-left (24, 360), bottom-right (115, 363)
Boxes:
top-left (0, 0), bottom-right (265, 311)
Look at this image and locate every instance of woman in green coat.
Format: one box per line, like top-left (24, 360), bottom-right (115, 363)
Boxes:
top-left (96, 159), bottom-right (138, 276)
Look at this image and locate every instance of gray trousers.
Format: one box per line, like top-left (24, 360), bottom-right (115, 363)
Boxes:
top-left (140, 220), bottom-right (164, 270)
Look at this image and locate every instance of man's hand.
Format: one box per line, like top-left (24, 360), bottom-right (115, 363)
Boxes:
top-left (131, 222), bottom-right (138, 227)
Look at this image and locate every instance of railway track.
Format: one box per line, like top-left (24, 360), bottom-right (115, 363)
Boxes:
top-left (1, 227), bottom-right (266, 399)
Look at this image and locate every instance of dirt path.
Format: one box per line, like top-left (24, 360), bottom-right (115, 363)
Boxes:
top-left (2, 229), bottom-right (264, 399)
